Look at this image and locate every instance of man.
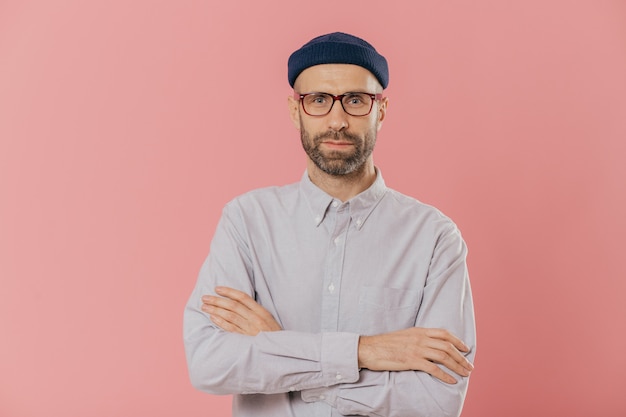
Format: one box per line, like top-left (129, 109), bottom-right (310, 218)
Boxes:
top-left (184, 32), bottom-right (476, 417)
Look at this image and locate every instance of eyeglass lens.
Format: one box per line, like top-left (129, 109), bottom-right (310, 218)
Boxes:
top-left (302, 93), bottom-right (373, 116)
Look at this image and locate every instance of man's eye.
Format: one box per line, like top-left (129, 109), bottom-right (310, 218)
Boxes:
top-left (345, 94), bottom-right (366, 105)
top-left (311, 95), bottom-right (327, 104)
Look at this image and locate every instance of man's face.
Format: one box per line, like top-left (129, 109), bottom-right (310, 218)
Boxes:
top-left (289, 64), bottom-right (388, 176)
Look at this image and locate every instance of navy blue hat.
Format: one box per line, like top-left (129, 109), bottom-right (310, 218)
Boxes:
top-left (288, 32), bottom-right (389, 89)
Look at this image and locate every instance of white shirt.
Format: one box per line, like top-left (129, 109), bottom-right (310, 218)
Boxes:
top-left (184, 169), bottom-right (476, 417)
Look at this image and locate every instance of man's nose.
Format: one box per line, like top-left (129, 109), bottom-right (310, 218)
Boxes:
top-left (326, 99), bottom-right (349, 131)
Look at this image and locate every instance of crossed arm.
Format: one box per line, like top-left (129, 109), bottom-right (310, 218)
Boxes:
top-left (202, 286), bottom-right (474, 385)
top-left (186, 203), bottom-right (476, 416)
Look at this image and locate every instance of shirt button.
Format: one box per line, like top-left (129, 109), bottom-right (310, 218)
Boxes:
top-left (336, 372), bottom-right (342, 380)
top-left (332, 201), bottom-right (338, 208)
top-left (355, 218), bottom-right (362, 226)
top-left (334, 236), bottom-right (340, 245)
top-left (320, 394), bottom-right (326, 400)
top-left (289, 386), bottom-right (295, 391)
top-left (328, 283), bottom-right (335, 293)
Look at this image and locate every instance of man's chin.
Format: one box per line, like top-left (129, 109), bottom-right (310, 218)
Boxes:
top-left (315, 159), bottom-right (361, 176)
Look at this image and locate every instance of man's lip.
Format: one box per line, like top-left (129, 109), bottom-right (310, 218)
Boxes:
top-left (321, 141), bottom-right (353, 145)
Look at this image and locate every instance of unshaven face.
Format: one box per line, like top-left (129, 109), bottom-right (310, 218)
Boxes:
top-left (289, 64), bottom-right (387, 177)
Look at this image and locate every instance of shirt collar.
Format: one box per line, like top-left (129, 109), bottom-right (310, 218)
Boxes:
top-left (300, 168), bottom-right (388, 229)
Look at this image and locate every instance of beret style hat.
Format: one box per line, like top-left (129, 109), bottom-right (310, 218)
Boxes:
top-left (288, 32), bottom-right (389, 89)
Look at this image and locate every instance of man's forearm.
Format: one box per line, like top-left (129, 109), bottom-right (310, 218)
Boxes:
top-left (185, 298), bottom-right (361, 395)
top-left (357, 328), bottom-right (473, 384)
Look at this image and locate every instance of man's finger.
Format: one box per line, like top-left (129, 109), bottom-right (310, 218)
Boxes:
top-left (421, 347), bottom-right (471, 378)
top-left (213, 287), bottom-right (280, 327)
top-left (214, 287), bottom-right (265, 313)
top-left (209, 313), bottom-right (244, 334)
top-left (202, 287), bottom-right (282, 335)
top-left (202, 296), bottom-right (248, 322)
top-left (426, 339), bottom-right (474, 373)
top-left (420, 360), bottom-right (458, 385)
top-left (204, 303), bottom-right (246, 333)
top-left (425, 328), bottom-right (470, 353)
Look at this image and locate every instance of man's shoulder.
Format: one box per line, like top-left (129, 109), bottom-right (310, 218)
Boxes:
top-left (225, 181), bottom-right (300, 209)
top-left (383, 187), bottom-right (458, 229)
top-left (384, 187), bottom-right (443, 215)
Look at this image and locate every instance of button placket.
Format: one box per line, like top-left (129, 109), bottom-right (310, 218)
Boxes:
top-left (320, 203), bottom-right (350, 332)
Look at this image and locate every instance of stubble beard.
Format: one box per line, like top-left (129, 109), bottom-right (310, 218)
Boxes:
top-left (299, 117), bottom-right (377, 177)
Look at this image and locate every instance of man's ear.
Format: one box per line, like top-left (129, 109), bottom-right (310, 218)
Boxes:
top-left (376, 96), bottom-right (389, 132)
top-left (287, 95), bottom-right (301, 130)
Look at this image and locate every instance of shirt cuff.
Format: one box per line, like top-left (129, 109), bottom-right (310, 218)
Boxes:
top-left (301, 332), bottom-right (359, 403)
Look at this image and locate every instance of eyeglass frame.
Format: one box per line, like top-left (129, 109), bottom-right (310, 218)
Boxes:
top-left (294, 91), bottom-right (383, 117)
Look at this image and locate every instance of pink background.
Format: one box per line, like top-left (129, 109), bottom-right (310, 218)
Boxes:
top-left (1, 1), bottom-right (625, 416)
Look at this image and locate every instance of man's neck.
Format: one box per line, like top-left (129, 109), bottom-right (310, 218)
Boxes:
top-left (307, 160), bottom-right (377, 202)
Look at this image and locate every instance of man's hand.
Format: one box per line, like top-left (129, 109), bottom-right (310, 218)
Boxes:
top-left (201, 286), bottom-right (282, 336)
top-left (358, 327), bottom-right (474, 384)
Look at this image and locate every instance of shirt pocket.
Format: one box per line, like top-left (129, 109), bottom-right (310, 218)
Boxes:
top-left (357, 286), bottom-right (422, 335)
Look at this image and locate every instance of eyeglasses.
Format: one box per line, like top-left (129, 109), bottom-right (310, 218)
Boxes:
top-left (295, 92), bottom-right (383, 117)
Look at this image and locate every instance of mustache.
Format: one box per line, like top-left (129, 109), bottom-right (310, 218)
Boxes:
top-left (313, 131), bottom-right (360, 143)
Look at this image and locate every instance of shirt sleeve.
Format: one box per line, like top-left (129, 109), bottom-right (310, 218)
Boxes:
top-left (299, 223), bottom-right (477, 417)
top-left (183, 202), bottom-right (361, 395)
